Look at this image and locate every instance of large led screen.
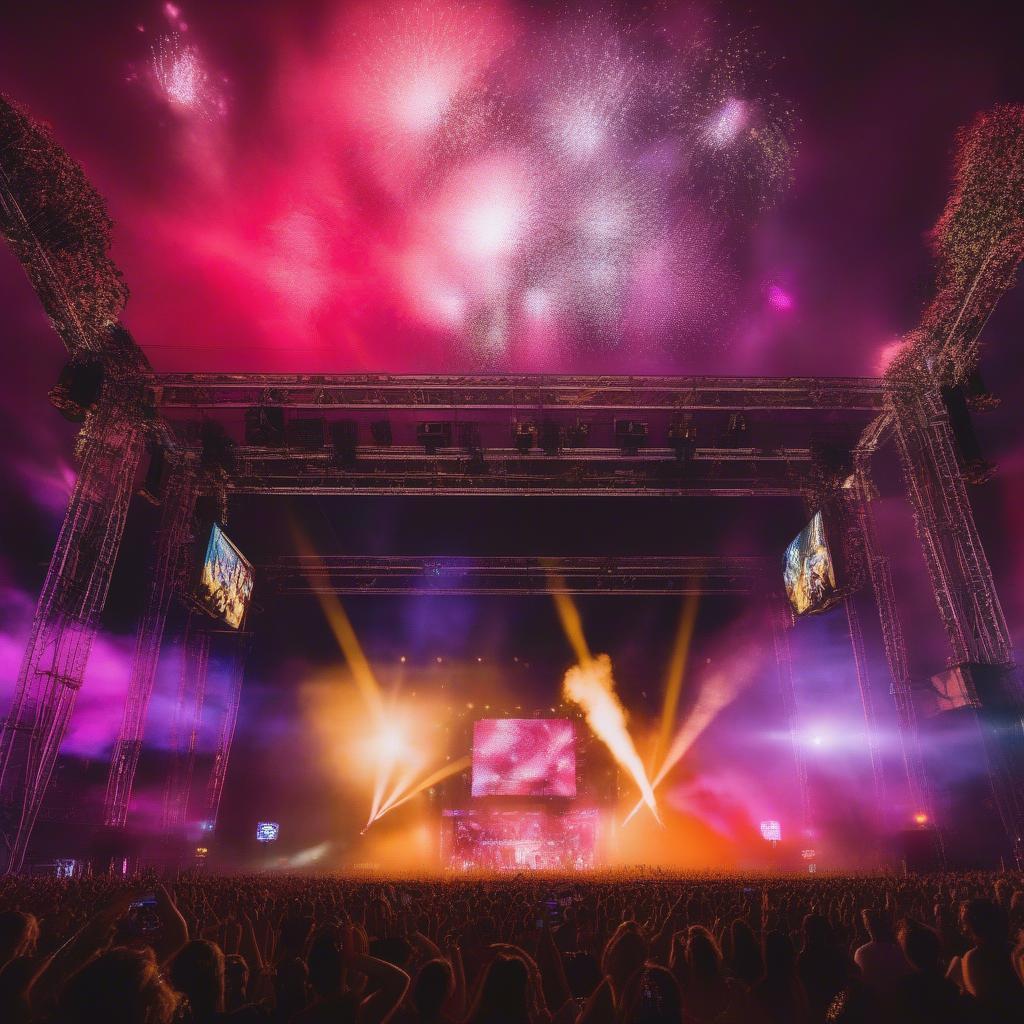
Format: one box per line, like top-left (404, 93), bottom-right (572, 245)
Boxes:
top-left (783, 510), bottom-right (838, 616)
top-left (471, 719), bottom-right (576, 798)
top-left (197, 523), bottom-right (254, 629)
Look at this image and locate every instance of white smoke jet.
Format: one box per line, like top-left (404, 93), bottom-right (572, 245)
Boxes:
top-left (562, 654), bottom-right (661, 824)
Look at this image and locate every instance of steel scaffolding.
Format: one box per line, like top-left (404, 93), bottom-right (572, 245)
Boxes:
top-left (768, 599), bottom-right (812, 830)
top-left (202, 634), bottom-right (250, 832)
top-left (104, 459), bottom-right (198, 828)
top-left (892, 386), bottom-right (1024, 864)
top-left (162, 615), bottom-right (211, 834)
top-left (261, 555), bottom-right (771, 596)
top-left (849, 462), bottom-right (933, 821)
top-left (0, 388), bottom-right (144, 871)
top-left (844, 597), bottom-right (888, 818)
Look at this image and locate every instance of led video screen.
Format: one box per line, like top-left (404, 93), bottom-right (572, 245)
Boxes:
top-left (782, 510), bottom-right (839, 616)
top-left (472, 719), bottom-right (576, 798)
top-left (197, 523), bottom-right (254, 629)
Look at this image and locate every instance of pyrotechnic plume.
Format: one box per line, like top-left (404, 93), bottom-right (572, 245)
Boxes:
top-left (563, 654), bottom-right (661, 824)
top-left (151, 35), bottom-right (226, 119)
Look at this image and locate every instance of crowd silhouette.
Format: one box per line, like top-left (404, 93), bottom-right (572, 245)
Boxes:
top-left (2, 871), bottom-right (1024, 1023)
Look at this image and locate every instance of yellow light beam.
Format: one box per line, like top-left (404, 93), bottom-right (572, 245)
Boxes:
top-left (289, 516), bottom-right (388, 820)
top-left (648, 593), bottom-right (700, 776)
top-left (545, 565), bottom-right (592, 667)
top-left (289, 519), bottom-right (384, 721)
top-left (371, 755), bottom-right (472, 823)
top-left (623, 673), bottom-right (742, 827)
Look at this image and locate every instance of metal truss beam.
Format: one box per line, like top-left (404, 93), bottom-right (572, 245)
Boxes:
top-left (104, 458), bottom-right (198, 828)
top-left (849, 462), bottom-right (933, 822)
top-left (202, 634), bottom-right (249, 833)
top-left (153, 373), bottom-right (887, 412)
top-left (162, 616), bottom-right (210, 834)
top-left (0, 388), bottom-right (144, 871)
top-left (262, 555), bottom-right (772, 596)
top-left (768, 598), bottom-right (811, 830)
top-left (228, 446), bottom-right (815, 496)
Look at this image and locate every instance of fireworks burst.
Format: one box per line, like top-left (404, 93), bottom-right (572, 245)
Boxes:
top-left (134, 2), bottom-right (796, 365)
top-left (151, 35), bottom-right (226, 119)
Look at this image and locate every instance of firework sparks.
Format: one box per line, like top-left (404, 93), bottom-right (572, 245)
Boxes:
top-left (151, 35), bottom-right (225, 119)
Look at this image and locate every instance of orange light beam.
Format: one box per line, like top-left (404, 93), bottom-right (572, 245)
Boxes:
top-left (648, 593), bottom-right (700, 776)
top-left (371, 755), bottom-right (472, 823)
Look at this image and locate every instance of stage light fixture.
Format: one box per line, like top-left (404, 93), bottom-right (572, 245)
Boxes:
top-left (513, 421), bottom-right (537, 453)
top-left (244, 406), bottom-right (285, 445)
top-left (288, 416), bottom-right (327, 449)
top-left (138, 445), bottom-right (169, 506)
top-left (565, 421), bottom-right (591, 447)
top-left (417, 421), bottom-right (452, 452)
top-left (48, 358), bottom-right (104, 422)
top-left (329, 420), bottom-right (358, 466)
top-left (913, 811), bottom-right (929, 826)
top-left (539, 419), bottom-right (562, 455)
top-left (724, 412), bottom-right (750, 448)
top-left (370, 420), bottom-right (393, 445)
top-left (614, 419), bottom-right (648, 453)
top-left (668, 414), bottom-right (697, 461)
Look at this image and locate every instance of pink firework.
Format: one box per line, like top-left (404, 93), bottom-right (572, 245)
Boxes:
top-left (151, 35), bottom-right (225, 119)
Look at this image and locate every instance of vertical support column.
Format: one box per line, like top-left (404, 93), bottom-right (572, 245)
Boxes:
top-left (202, 633), bottom-right (250, 833)
top-left (891, 387), bottom-right (1024, 865)
top-left (768, 598), bottom-right (811, 830)
top-left (849, 460), bottom-right (933, 822)
top-left (844, 597), bottom-right (888, 816)
top-left (162, 615), bottom-right (210, 834)
top-left (104, 459), bottom-right (198, 827)
top-left (891, 389), bottom-right (1013, 665)
top-left (0, 389), bottom-right (144, 872)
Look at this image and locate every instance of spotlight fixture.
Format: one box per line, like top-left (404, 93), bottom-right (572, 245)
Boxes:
top-left (288, 417), bottom-right (326, 449)
top-left (724, 412), bottom-right (749, 448)
top-left (370, 420), bottom-right (393, 445)
top-left (565, 421), bottom-right (591, 447)
top-left (329, 420), bottom-right (358, 467)
top-left (614, 419), bottom-right (648, 453)
top-left (138, 445), bottom-right (169, 506)
top-left (48, 359), bottom-right (104, 422)
top-left (513, 421), bottom-right (537, 453)
top-left (417, 421), bottom-right (452, 452)
top-left (668, 414), bottom-right (697, 461)
top-left (539, 419), bottom-right (562, 456)
top-left (244, 406), bottom-right (285, 445)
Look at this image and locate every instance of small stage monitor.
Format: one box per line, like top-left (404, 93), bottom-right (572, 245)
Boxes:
top-left (256, 821), bottom-right (280, 843)
top-left (472, 718), bottom-right (576, 798)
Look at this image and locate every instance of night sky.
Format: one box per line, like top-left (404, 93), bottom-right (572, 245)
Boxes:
top-left (1, 0), bottom-right (1023, 864)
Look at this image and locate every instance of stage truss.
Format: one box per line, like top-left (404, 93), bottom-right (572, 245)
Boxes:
top-left (2, 96), bottom-right (1022, 871)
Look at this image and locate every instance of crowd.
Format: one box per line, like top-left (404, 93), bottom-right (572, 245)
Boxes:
top-left (1, 871), bottom-right (1023, 1024)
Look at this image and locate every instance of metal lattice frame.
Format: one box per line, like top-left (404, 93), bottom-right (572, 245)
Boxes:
top-left (768, 599), bottom-right (812, 830)
top-left (262, 555), bottom-right (771, 596)
top-left (162, 616), bottom-right (210, 834)
top-left (849, 462), bottom-right (933, 820)
top-left (844, 597), bottom-right (888, 817)
top-left (891, 387), bottom-right (1013, 666)
top-left (0, 387), bottom-right (144, 871)
top-left (202, 634), bottom-right (249, 832)
top-left (104, 459), bottom-right (199, 828)
top-left (892, 385), bottom-right (1023, 863)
